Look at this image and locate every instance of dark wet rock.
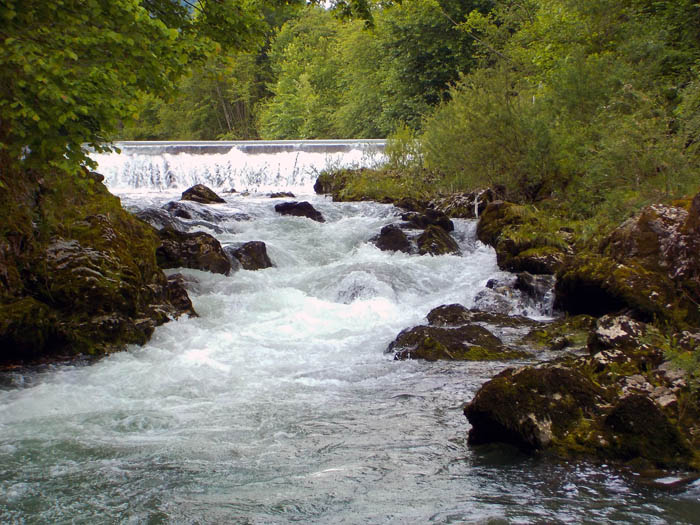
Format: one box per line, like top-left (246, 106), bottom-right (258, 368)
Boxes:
top-left (225, 241), bottom-right (273, 271)
top-left (274, 201), bottom-right (325, 222)
top-left (166, 274), bottom-right (197, 317)
top-left (388, 304), bottom-right (530, 361)
top-left (156, 227), bottom-right (231, 275)
top-left (515, 272), bottom-right (555, 303)
top-left (135, 208), bottom-right (187, 232)
top-left (429, 189), bottom-right (498, 219)
top-left (394, 196), bottom-right (428, 213)
top-left (164, 201), bottom-right (192, 219)
top-left (269, 192), bottom-right (295, 199)
top-left (389, 324), bottom-right (526, 361)
top-left (604, 394), bottom-right (692, 467)
top-left (465, 365), bottom-right (607, 450)
top-left (417, 225), bottom-right (460, 256)
top-left (163, 200), bottom-right (250, 226)
top-left (181, 184), bottom-right (226, 204)
top-left (372, 224), bottom-right (411, 253)
top-left (401, 209), bottom-right (454, 232)
top-left (426, 303), bottom-right (537, 330)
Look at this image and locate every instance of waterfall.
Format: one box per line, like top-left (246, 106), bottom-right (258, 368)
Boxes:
top-left (90, 140), bottom-right (386, 193)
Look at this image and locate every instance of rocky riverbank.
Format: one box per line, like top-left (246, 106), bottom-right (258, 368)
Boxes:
top-left (0, 169), bottom-right (196, 366)
top-left (316, 167), bottom-right (700, 472)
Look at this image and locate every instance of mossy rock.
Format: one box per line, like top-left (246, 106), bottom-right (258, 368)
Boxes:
top-left (388, 324), bottom-right (528, 361)
top-left (521, 315), bottom-right (596, 351)
top-left (465, 365), bottom-right (608, 450)
top-left (554, 254), bottom-right (682, 324)
top-left (0, 169), bottom-right (195, 364)
top-left (417, 225), bottom-right (461, 256)
top-left (604, 394), bottom-right (693, 468)
top-left (476, 201), bottom-right (529, 247)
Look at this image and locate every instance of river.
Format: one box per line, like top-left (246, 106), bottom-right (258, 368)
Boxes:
top-left (1, 141), bottom-right (698, 523)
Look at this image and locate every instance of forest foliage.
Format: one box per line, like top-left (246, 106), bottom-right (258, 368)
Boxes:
top-left (2, 0), bottom-right (699, 221)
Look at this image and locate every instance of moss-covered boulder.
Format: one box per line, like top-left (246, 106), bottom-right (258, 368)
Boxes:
top-left (520, 314), bottom-right (595, 351)
top-left (274, 201), bottom-right (325, 222)
top-left (476, 201), bottom-right (570, 275)
top-left (465, 365), bottom-right (608, 449)
top-left (465, 313), bottom-right (700, 469)
top-left (388, 304), bottom-right (530, 361)
top-left (0, 169), bottom-right (195, 364)
top-left (401, 209), bottom-right (454, 232)
top-left (554, 254), bottom-right (684, 324)
top-left (417, 225), bottom-right (461, 256)
top-left (156, 227), bottom-right (231, 275)
top-left (181, 184), bottom-right (225, 204)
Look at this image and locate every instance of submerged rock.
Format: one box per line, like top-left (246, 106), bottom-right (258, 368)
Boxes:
top-left (372, 224), bottom-right (411, 253)
top-left (225, 241), bottom-right (273, 271)
top-left (181, 184), bottom-right (226, 204)
top-left (135, 208), bottom-right (187, 232)
top-left (274, 201), bottom-right (325, 222)
top-left (156, 227), bottom-right (231, 275)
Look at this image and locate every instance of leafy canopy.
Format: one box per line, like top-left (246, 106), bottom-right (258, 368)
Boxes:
top-left (0, 0), bottom-right (271, 173)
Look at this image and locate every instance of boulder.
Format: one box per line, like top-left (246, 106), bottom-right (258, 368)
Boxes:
top-left (393, 196), bottom-right (428, 213)
top-left (429, 188), bottom-right (498, 219)
top-left (520, 315), bottom-right (595, 351)
top-left (401, 209), bottom-right (454, 232)
top-left (417, 225), bottom-right (460, 256)
top-left (388, 304), bottom-right (529, 361)
top-left (604, 394), bottom-right (692, 467)
top-left (1, 191), bottom-right (195, 364)
top-left (274, 201), bottom-right (325, 222)
top-left (269, 192), bottom-right (295, 198)
top-left (465, 365), bottom-right (607, 450)
top-left (476, 201), bottom-right (569, 274)
top-left (515, 272), bottom-right (555, 304)
top-left (181, 184), bottom-right (226, 204)
top-left (389, 324), bottom-right (526, 361)
top-left (156, 227), bottom-right (231, 275)
top-left (372, 224), bottom-right (411, 253)
top-left (135, 208), bottom-right (187, 232)
top-left (225, 241), bottom-right (273, 271)
top-left (554, 255), bottom-right (680, 323)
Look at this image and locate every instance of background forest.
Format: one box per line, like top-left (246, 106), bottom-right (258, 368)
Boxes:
top-left (119, 0), bottom-right (700, 222)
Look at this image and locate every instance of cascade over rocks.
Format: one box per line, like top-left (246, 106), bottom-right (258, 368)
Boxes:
top-left (156, 227), bottom-right (231, 275)
top-left (0, 170), bottom-right (195, 364)
top-left (274, 201), bottom-right (325, 222)
top-left (224, 241), bottom-right (273, 271)
top-left (181, 184), bottom-right (226, 204)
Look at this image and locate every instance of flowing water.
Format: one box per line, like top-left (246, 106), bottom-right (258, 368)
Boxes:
top-left (1, 142), bottom-right (699, 523)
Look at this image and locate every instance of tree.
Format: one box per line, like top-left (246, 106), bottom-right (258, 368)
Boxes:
top-left (0, 0), bottom-right (270, 174)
